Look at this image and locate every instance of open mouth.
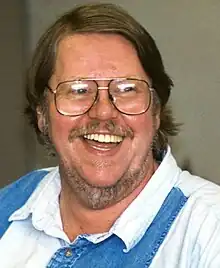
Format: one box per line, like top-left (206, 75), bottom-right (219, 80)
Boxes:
top-left (81, 134), bottom-right (124, 153)
top-left (84, 134), bottom-right (123, 143)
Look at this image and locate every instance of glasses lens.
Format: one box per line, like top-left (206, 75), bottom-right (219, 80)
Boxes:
top-left (109, 79), bottom-right (151, 114)
top-left (55, 80), bottom-right (97, 115)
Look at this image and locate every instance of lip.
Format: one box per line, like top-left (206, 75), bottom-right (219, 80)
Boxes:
top-left (80, 137), bottom-right (124, 157)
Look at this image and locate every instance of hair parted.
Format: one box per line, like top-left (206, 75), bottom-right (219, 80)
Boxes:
top-left (25, 2), bottom-right (180, 156)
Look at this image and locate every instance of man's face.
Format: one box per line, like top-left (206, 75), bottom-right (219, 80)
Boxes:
top-left (38, 33), bottom-right (160, 209)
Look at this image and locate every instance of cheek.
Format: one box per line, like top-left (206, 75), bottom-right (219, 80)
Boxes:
top-left (125, 112), bottom-right (156, 136)
top-left (50, 117), bottom-right (69, 140)
top-left (124, 113), bottom-right (156, 153)
top-left (47, 104), bottom-right (77, 148)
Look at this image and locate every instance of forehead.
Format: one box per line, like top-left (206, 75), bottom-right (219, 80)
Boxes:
top-left (53, 33), bottom-right (147, 81)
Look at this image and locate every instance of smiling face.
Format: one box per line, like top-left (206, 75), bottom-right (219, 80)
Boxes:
top-left (38, 33), bottom-right (160, 209)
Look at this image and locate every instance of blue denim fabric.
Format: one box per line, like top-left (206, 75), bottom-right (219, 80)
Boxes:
top-left (47, 187), bottom-right (187, 268)
top-left (0, 170), bottom-right (49, 237)
top-left (0, 170), bottom-right (188, 267)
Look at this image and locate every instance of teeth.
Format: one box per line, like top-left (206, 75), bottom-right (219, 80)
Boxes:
top-left (84, 134), bottom-right (123, 143)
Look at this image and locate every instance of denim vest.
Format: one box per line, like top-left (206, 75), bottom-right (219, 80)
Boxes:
top-left (0, 170), bottom-right (49, 237)
top-left (0, 170), bottom-right (187, 267)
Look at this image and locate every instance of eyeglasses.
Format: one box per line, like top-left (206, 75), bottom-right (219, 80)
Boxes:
top-left (46, 78), bottom-right (154, 116)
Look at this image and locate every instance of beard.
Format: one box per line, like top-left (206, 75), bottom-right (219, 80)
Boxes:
top-left (59, 135), bottom-right (156, 210)
top-left (43, 112), bottom-right (158, 209)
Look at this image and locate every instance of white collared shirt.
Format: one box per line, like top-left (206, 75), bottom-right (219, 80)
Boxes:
top-left (1, 147), bottom-right (220, 267)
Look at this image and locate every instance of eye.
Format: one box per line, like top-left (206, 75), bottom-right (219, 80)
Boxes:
top-left (70, 83), bottom-right (89, 94)
top-left (117, 82), bottom-right (136, 93)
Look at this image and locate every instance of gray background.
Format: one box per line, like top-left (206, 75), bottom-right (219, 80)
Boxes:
top-left (1, 0), bottom-right (220, 186)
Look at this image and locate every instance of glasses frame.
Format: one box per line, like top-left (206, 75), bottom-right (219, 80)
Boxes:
top-left (46, 77), bottom-right (154, 116)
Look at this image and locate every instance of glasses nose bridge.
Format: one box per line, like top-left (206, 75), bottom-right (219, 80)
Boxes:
top-left (88, 81), bottom-right (117, 119)
top-left (95, 82), bottom-right (113, 101)
top-left (94, 78), bottom-right (112, 91)
top-left (97, 86), bottom-right (109, 90)
top-left (92, 82), bottom-right (115, 109)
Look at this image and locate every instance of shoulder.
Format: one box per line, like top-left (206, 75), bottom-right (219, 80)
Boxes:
top-left (177, 170), bottom-right (220, 216)
top-left (0, 168), bottom-right (55, 237)
top-left (0, 168), bottom-right (53, 200)
top-left (176, 171), bottom-right (220, 244)
top-left (176, 172), bottom-right (220, 265)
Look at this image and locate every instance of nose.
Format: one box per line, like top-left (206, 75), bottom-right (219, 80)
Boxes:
top-left (88, 88), bottom-right (118, 120)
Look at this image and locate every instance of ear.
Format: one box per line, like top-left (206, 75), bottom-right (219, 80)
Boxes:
top-left (155, 109), bottom-right (161, 131)
top-left (154, 104), bottom-right (161, 131)
top-left (36, 106), bottom-right (46, 133)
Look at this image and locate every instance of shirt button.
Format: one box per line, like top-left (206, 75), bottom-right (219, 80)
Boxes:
top-left (65, 248), bottom-right (73, 257)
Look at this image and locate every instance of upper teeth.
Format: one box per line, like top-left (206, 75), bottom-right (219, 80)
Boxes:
top-left (84, 134), bottom-right (123, 143)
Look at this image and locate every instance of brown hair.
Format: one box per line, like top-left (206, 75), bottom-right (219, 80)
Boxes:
top-left (25, 3), bottom-right (179, 156)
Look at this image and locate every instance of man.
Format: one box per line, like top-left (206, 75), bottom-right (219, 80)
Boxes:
top-left (0, 3), bottom-right (220, 267)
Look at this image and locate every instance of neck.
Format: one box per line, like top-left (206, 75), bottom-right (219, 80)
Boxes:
top-left (59, 160), bottom-right (158, 241)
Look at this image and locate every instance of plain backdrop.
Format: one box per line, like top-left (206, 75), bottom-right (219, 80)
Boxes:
top-left (0, 0), bottom-right (220, 186)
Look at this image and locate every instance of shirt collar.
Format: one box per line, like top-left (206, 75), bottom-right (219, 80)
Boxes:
top-left (9, 167), bottom-right (60, 222)
top-left (9, 146), bottom-right (181, 252)
top-left (110, 146), bottom-right (181, 251)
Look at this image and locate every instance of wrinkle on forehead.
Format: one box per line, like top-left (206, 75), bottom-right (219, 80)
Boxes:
top-left (52, 33), bottom-right (148, 85)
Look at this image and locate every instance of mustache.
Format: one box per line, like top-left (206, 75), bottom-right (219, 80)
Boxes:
top-left (68, 120), bottom-right (134, 142)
